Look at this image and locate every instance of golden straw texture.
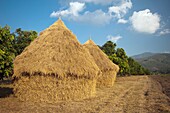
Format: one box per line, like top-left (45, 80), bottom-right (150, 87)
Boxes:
top-left (13, 19), bottom-right (100, 102)
top-left (83, 40), bottom-right (119, 87)
top-left (13, 19), bottom-right (100, 79)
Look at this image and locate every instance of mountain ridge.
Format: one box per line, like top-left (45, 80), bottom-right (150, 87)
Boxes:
top-left (132, 52), bottom-right (157, 59)
top-left (132, 52), bottom-right (170, 74)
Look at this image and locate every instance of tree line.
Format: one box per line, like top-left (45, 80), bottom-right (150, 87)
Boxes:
top-left (0, 25), bottom-right (150, 79)
top-left (99, 41), bottom-right (150, 75)
top-left (0, 25), bottom-right (37, 79)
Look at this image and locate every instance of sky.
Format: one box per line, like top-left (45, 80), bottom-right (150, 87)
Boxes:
top-left (0, 0), bottom-right (170, 56)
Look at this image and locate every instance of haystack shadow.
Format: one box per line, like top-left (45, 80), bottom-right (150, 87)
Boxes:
top-left (0, 87), bottom-right (13, 98)
top-left (0, 79), bottom-right (13, 98)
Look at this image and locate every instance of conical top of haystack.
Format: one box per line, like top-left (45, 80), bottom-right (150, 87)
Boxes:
top-left (13, 19), bottom-right (100, 78)
top-left (48, 18), bottom-right (67, 29)
top-left (39, 18), bottom-right (69, 36)
top-left (84, 39), bottom-right (96, 45)
top-left (83, 39), bottom-right (119, 72)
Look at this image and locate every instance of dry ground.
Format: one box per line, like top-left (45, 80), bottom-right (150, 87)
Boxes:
top-left (0, 75), bottom-right (170, 113)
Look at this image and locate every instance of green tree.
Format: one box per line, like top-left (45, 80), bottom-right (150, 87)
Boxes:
top-left (101, 41), bottom-right (150, 76)
top-left (0, 26), bottom-right (38, 80)
top-left (128, 57), bottom-right (137, 75)
top-left (101, 41), bottom-right (130, 75)
top-left (115, 48), bottom-right (130, 75)
top-left (109, 54), bottom-right (130, 75)
top-left (116, 48), bottom-right (128, 59)
top-left (13, 28), bottom-right (37, 55)
top-left (128, 57), bottom-right (150, 75)
top-left (101, 41), bottom-right (116, 56)
top-left (0, 26), bottom-right (15, 79)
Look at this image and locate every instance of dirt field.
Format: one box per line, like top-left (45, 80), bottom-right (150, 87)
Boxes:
top-left (0, 75), bottom-right (170, 113)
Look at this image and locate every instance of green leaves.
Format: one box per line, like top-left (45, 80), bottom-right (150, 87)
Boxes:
top-left (100, 41), bottom-right (150, 76)
top-left (0, 26), bottom-right (37, 79)
top-left (0, 25), bottom-right (15, 79)
top-left (13, 28), bottom-right (38, 56)
top-left (102, 41), bottom-right (116, 56)
top-left (128, 57), bottom-right (150, 75)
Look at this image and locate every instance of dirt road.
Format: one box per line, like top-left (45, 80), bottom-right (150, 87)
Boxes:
top-left (0, 75), bottom-right (170, 113)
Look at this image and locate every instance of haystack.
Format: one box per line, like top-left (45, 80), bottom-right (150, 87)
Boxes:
top-left (13, 19), bottom-right (100, 103)
top-left (83, 40), bottom-right (119, 87)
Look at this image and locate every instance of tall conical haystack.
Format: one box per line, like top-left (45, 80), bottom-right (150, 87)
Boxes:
top-left (13, 19), bottom-right (100, 103)
top-left (83, 40), bottom-right (119, 87)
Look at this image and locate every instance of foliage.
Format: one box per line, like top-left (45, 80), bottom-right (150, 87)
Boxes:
top-left (101, 41), bottom-right (116, 56)
top-left (13, 28), bottom-right (37, 56)
top-left (0, 26), bottom-right (15, 79)
top-left (108, 53), bottom-right (130, 75)
top-left (0, 26), bottom-right (37, 79)
top-left (100, 41), bottom-right (150, 76)
top-left (128, 57), bottom-right (150, 75)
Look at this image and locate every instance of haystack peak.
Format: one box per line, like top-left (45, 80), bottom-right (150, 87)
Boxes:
top-left (48, 18), bottom-right (67, 30)
top-left (84, 39), bottom-right (96, 45)
top-left (54, 18), bottom-right (65, 26)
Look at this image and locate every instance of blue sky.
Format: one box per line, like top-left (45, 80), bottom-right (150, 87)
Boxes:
top-left (0, 0), bottom-right (170, 56)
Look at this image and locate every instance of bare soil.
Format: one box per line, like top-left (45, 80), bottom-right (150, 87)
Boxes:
top-left (0, 75), bottom-right (170, 113)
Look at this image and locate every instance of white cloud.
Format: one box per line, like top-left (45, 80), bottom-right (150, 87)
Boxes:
top-left (130, 9), bottom-right (160, 34)
top-left (50, 10), bottom-right (69, 18)
top-left (74, 10), bottom-right (112, 25)
top-left (109, 0), bottom-right (132, 18)
top-left (159, 29), bottom-right (170, 35)
top-left (118, 18), bottom-right (128, 24)
top-left (81, 0), bottom-right (113, 5)
top-left (50, 2), bottom-right (85, 17)
top-left (107, 35), bottom-right (122, 43)
top-left (70, 2), bottom-right (85, 16)
top-left (59, 0), bottom-right (114, 5)
top-left (51, 0), bottom-right (132, 25)
top-left (50, 2), bottom-right (112, 25)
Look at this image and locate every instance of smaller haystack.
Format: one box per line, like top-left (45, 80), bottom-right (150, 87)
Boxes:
top-left (13, 19), bottom-right (100, 103)
top-left (83, 40), bottom-right (119, 87)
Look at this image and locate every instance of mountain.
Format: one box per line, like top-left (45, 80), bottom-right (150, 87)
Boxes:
top-left (132, 52), bottom-right (156, 59)
top-left (132, 53), bottom-right (170, 74)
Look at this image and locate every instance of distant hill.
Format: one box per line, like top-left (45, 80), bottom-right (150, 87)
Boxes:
top-left (132, 53), bottom-right (170, 74)
top-left (132, 52), bottom-right (156, 59)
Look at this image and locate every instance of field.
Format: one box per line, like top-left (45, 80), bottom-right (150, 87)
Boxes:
top-left (0, 75), bottom-right (170, 113)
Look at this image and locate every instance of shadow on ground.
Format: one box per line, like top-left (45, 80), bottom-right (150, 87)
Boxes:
top-left (0, 79), bottom-right (13, 85)
top-left (0, 79), bottom-right (13, 98)
top-left (0, 87), bottom-right (13, 98)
